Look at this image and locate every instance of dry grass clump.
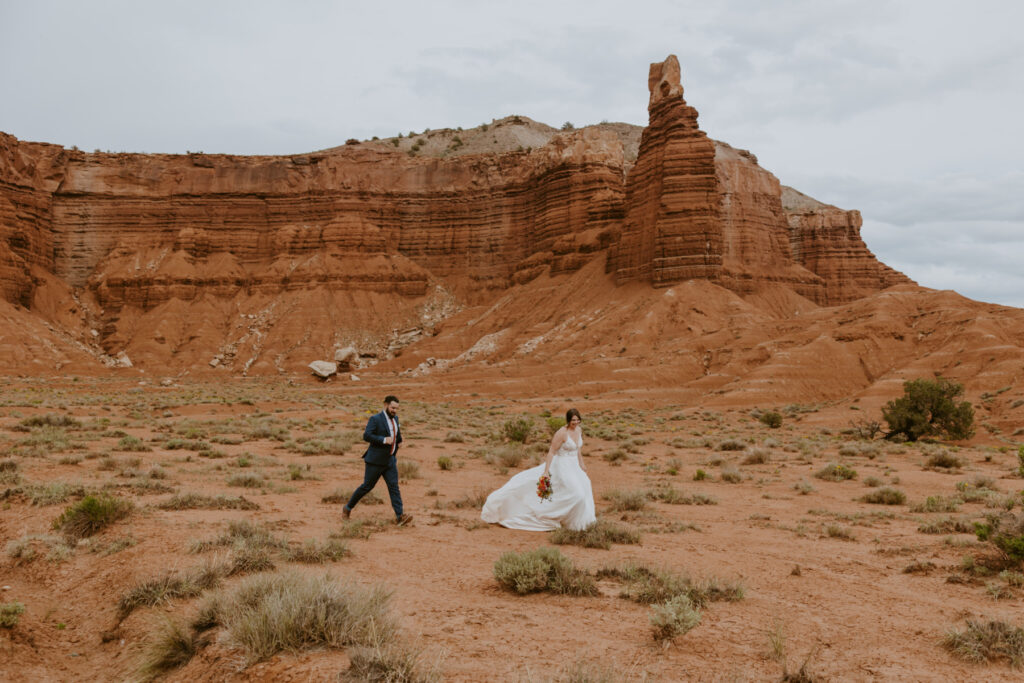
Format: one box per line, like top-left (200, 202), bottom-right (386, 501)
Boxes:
top-left (717, 438), bottom-right (747, 452)
top-left (322, 488), bottom-right (383, 505)
top-left (285, 538), bottom-right (351, 564)
top-left (216, 571), bottom-right (397, 662)
top-left (226, 472), bottom-right (265, 488)
top-left (446, 489), bottom-right (489, 509)
top-left (859, 487), bottom-right (907, 505)
top-left (943, 619), bottom-right (1024, 668)
top-left (17, 413), bottom-right (81, 430)
top-left (443, 431), bottom-right (466, 443)
top-left (398, 460), bottom-right (420, 481)
top-left (493, 547), bottom-right (598, 596)
top-left (0, 602), bottom-right (26, 628)
top-left (157, 492), bottom-right (259, 510)
top-left (918, 517), bottom-right (974, 534)
top-left (137, 618), bottom-right (208, 679)
top-left (52, 493), bottom-right (133, 540)
top-left (189, 520), bottom-right (288, 555)
top-left (911, 495), bottom-right (962, 513)
top-left (118, 562), bottom-right (224, 622)
top-left (597, 564), bottom-right (744, 608)
top-left (602, 489), bottom-right (648, 512)
top-left (484, 444), bottom-right (526, 469)
top-left (925, 450), bottom-right (965, 470)
top-left (139, 571), bottom-right (414, 677)
top-left (648, 486), bottom-right (717, 506)
top-left (838, 441), bottom-right (879, 459)
top-left (814, 463), bottom-right (857, 482)
top-left (741, 447), bottom-right (770, 465)
top-left (344, 640), bottom-right (442, 682)
top-left (549, 520), bottom-right (640, 549)
top-left (25, 481), bottom-right (87, 506)
top-left (719, 466), bottom-right (743, 483)
top-left (6, 533), bottom-right (74, 564)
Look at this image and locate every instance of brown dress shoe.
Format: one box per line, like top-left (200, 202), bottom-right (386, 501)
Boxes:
top-left (342, 506), bottom-right (351, 520)
top-left (395, 513), bottom-right (413, 526)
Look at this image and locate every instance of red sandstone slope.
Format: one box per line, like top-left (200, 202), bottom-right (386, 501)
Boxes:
top-left (1, 54), bottom-right (1020, 423)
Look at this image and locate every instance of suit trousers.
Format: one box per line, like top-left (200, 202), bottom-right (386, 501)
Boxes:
top-left (346, 456), bottom-right (403, 518)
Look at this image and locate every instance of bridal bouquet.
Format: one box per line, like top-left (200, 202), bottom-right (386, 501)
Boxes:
top-left (537, 474), bottom-right (553, 502)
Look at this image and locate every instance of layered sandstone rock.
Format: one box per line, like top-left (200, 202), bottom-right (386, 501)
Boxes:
top-left (0, 54), bottom-right (917, 375)
top-left (783, 186), bottom-right (912, 303)
top-left (607, 56), bottom-right (911, 306)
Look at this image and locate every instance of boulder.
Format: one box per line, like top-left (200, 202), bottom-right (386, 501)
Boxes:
top-left (309, 360), bottom-right (337, 379)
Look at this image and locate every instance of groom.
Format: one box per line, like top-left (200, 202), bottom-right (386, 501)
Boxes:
top-left (344, 395), bottom-right (413, 526)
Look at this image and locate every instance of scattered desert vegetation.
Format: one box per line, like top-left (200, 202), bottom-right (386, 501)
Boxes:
top-left (1, 378), bottom-right (1021, 680)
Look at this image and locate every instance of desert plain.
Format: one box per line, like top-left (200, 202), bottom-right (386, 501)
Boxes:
top-left (2, 372), bottom-right (1024, 682)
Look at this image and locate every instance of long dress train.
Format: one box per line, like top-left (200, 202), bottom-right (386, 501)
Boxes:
top-left (480, 432), bottom-right (596, 531)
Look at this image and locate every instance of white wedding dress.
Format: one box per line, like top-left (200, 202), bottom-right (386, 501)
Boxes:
top-left (481, 431), bottom-right (596, 531)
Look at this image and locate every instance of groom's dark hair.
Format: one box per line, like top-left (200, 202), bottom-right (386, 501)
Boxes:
top-left (384, 395), bottom-right (399, 405)
top-left (565, 408), bottom-right (581, 424)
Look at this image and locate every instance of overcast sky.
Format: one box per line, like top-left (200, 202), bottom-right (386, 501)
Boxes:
top-left (2, 0), bottom-right (1022, 307)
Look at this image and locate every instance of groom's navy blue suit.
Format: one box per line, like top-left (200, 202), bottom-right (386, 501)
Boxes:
top-left (345, 410), bottom-right (404, 518)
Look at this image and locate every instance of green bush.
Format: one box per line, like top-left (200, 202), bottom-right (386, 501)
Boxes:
top-left (882, 377), bottom-right (975, 442)
top-left (974, 511), bottom-right (1024, 564)
top-left (1017, 445), bottom-right (1024, 477)
top-left (436, 456), bottom-right (453, 470)
top-left (759, 412), bottom-right (783, 429)
top-left (493, 547), bottom-right (597, 596)
top-left (501, 416), bottom-right (534, 443)
top-left (53, 494), bottom-right (133, 539)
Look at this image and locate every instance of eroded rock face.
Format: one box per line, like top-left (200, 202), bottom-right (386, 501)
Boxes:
top-left (0, 54), bottom-right (915, 374)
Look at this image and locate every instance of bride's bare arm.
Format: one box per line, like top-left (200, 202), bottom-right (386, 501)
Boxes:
top-left (543, 428), bottom-right (566, 476)
top-left (576, 433), bottom-right (586, 472)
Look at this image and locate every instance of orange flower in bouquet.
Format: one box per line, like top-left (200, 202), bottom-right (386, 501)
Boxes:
top-left (537, 474), bottom-right (553, 502)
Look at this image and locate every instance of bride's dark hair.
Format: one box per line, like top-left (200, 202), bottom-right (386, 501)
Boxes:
top-left (565, 408), bottom-right (582, 425)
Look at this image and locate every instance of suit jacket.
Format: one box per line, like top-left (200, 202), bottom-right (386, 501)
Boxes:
top-left (362, 411), bottom-right (402, 466)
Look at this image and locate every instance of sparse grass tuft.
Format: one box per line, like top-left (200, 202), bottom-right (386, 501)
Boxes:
top-left (814, 462), bottom-right (857, 482)
top-left (926, 451), bottom-right (965, 470)
top-left (322, 488), bottom-right (383, 506)
top-left (549, 520), bottom-right (640, 549)
top-left (860, 487), bottom-right (907, 505)
top-left (943, 619), bottom-right (1024, 668)
top-left (493, 547), bottom-right (597, 596)
top-left (212, 571), bottom-right (398, 663)
top-left (0, 602), bottom-right (26, 628)
top-left (603, 489), bottom-right (647, 512)
top-left (286, 538), bottom-right (351, 564)
top-left (436, 456), bottom-right (453, 470)
top-left (911, 496), bottom-right (962, 513)
top-left (398, 460), bottom-right (420, 481)
top-left (597, 564), bottom-right (743, 608)
top-left (138, 617), bottom-right (207, 679)
top-left (157, 493), bottom-right (259, 510)
top-left (118, 563), bottom-right (223, 621)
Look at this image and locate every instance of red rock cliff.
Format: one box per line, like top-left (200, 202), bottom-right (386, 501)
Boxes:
top-left (0, 55), bottom-right (913, 374)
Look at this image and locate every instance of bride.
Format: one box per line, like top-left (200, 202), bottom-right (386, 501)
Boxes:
top-left (481, 408), bottom-right (596, 531)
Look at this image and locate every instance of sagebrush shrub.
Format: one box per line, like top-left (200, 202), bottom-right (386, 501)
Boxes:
top-left (650, 594), bottom-right (701, 641)
top-left (493, 547), bottom-right (597, 596)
